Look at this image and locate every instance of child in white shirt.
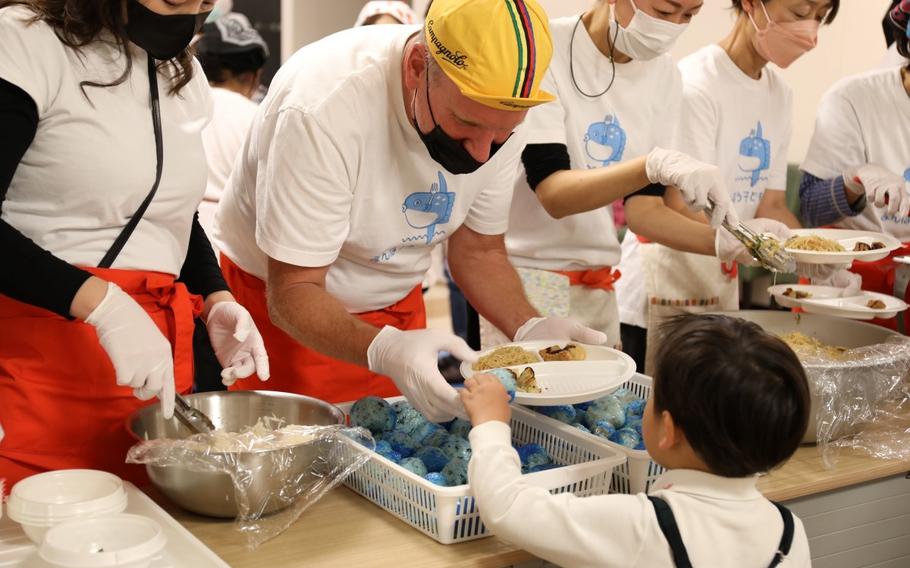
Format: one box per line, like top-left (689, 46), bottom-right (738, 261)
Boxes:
top-left (460, 314), bottom-right (812, 567)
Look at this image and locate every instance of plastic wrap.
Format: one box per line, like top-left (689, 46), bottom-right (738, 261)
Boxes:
top-left (795, 335), bottom-right (910, 465)
top-left (127, 419), bottom-right (374, 548)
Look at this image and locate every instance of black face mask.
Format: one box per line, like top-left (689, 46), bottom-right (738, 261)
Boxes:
top-left (411, 72), bottom-right (510, 175)
top-left (125, 0), bottom-right (209, 61)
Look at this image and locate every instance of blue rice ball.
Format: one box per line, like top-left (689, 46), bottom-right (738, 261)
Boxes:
top-left (384, 431), bottom-right (417, 458)
top-left (422, 427), bottom-right (451, 448)
top-left (485, 368), bottom-right (517, 402)
top-left (573, 401), bottom-right (593, 411)
top-left (609, 427), bottom-right (642, 450)
top-left (516, 443), bottom-right (550, 469)
top-left (574, 408), bottom-right (588, 426)
top-left (400, 457), bottom-right (428, 477)
top-left (625, 399), bottom-right (646, 418)
top-left (441, 458), bottom-right (469, 486)
top-left (411, 422), bottom-right (447, 446)
top-left (573, 423), bottom-right (592, 434)
top-left (447, 418), bottom-right (473, 439)
top-left (351, 396), bottom-right (396, 434)
top-left (424, 472), bottom-right (449, 487)
top-left (415, 446), bottom-right (449, 472)
top-left (392, 400), bottom-right (414, 414)
top-left (585, 396), bottom-right (626, 429)
top-left (516, 443), bottom-right (546, 464)
top-left (625, 415), bottom-right (643, 434)
top-left (612, 387), bottom-right (639, 405)
top-left (441, 436), bottom-right (472, 462)
top-left (527, 463), bottom-right (562, 473)
top-left (592, 420), bottom-right (616, 440)
top-left (375, 441), bottom-right (402, 464)
top-left (538, 405), bottom-right (576, 425)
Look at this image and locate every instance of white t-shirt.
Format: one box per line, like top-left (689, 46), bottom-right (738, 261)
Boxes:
top-left (469, 421), bottom-right (811, 568)
top-left (506, 16), bottom-right (682, 272)
top-left (199, 87), bottom-right (259, 247)
top-left (801, 67), bottom-right (910, 240)
top-left (0, 6), bottom-right (212, 275)
top-left (618, 45), bottom-right (792, 328)
top-left (214, 25), bottom-right (522, 313)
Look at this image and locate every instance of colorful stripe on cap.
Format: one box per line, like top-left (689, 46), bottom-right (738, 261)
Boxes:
top-left (505, 0), bottom-right (536, 100)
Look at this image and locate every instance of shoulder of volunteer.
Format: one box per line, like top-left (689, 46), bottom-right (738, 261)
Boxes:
top-left (826, 66), bottom-right (897, 106)
top-left (0, 5), bottom-right (68, 113)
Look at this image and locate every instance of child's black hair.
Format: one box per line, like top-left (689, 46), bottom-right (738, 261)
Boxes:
top-left (731, 0), bottom-right (840, 25)
top-left (652, 314), bottom-right (810, 478)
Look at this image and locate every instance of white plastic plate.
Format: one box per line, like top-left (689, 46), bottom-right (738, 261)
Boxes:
top-left (784, 229), bottom-right (900, 264)
top-left (800, 291), bottom-right (908, 320)
top-left (460, 341), bottom-right (636, 406)
top-left (768, 284), bottom-right (846, 309)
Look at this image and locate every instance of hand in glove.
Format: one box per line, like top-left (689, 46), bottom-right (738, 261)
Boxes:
top-left (715, 218), bottom-right (792, 266)
top-left (845, 164), bottom-right (910, 217)
top-left (813, 269), bottom-right (863, 297)
top-left (646, 147), bottom-right (740, 228)
top-left (205, 301), bottom-right (270, 386)
top-left (513, 316), bottom-right (607, 345)
top-left (368, 327), bottom-right (477, 423)
top-left (85, 282), bottom-right (176, 418)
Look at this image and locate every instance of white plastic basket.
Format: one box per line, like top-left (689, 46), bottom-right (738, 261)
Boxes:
top-left (337, 397), bottom-right (626, 544)
top-left (528, 374), bottom-right (666, 494)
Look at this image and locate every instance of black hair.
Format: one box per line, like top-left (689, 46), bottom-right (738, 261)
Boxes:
top-left (885, 1), bottom-right (910, 59)
top-left (197, 48), bottom-right (266, 84)
top-left (652, 314), bottom-right (810, 478)
top-left (731, 0), bottom-right (840, 25)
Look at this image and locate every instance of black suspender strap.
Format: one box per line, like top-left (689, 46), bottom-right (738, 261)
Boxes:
top-left (98, 54), bottom-right (164, 268)
top-left (769, 501), bottom-right (795, 568)
top-left (647, 496), bottom-right (693, 568)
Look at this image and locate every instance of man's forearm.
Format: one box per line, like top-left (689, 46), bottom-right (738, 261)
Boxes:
top-left (536, 156), bottom-right (650, 219)
top-left (266, 281), bottom-right (379, 367)
top-left (448, 240), bottom-right (537, 341)
top-left (626, 196), bottom-right (716, 256)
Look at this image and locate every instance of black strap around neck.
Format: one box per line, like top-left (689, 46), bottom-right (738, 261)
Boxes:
top-left (98, 53), bottom-right (164, 268)
top-left (648, 496), bottom-right (796, 568)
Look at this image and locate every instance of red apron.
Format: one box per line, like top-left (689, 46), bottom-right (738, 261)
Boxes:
top-left (554, 267), bottom-right (622, 291)
top-left (0, 269), bottom-right (200, 491)
top-left (220, 255), bottom-right (426, 403)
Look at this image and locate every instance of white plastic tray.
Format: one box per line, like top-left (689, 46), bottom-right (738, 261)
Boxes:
top-left (0, 482), bottom-right (228, 567)
top-left (801, 291), bottom-right (908, 320)
top-left (338, 397), bottom-right (626, 544)
top-left (784, 229), bottom-right (900, 264)
top-left (460, 341), bottom-right (636, 406)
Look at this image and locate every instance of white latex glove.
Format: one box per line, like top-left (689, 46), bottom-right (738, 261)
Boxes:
top-left (845, 164), bottom-right (910, 217)
top-left (513, 317), bottom-right (607, 345)
top-left (813, 269), bottom-right (863, 297)
top-left (85, 282), bottom-right (176, 419)
top-left (646, 147), bottom-right (740, 228)
top-left (795, 262), bottom-right (847, 281)
top-left (367, 327), bottom-right (477, 423)
top-left (205, 301), bottom-right (270, 386)
top-left (715, 218), bottom-right (792, 266)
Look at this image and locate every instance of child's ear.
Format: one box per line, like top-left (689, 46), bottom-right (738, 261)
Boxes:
top-left (657, 410), bottom-right (683, 451)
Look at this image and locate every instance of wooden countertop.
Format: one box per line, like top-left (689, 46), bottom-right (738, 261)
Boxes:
top-left (151, 439), bottom-right (910, 567)
top-left (149, 486), bottom-right (533, 568)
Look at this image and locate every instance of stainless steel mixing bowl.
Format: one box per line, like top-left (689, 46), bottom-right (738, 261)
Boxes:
top-left (128, 391), bottom-right (344, 518)
top-left (713, 311), bottom-right (910, 443)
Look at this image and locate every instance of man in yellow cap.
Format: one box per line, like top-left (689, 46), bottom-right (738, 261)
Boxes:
top-left (214, 0), bottom-right (606, 422)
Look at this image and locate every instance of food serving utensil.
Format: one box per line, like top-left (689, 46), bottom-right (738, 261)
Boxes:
top-left (173, 393), bottom-right (216, 434)
top-left (707, 203), bottom-right (797, 273)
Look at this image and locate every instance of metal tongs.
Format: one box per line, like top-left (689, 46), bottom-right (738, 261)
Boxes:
top-left (707, 202), bottom-right (797, 274)
top-left (174, 394), bottom-right (216, 434)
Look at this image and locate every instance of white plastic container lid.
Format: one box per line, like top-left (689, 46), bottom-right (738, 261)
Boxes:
top-left (7, 470), bottom-right (128, 525)
top-left (39, 514), bottom-right (167, 568)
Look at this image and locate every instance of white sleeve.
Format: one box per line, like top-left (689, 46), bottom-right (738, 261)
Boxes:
top-left (0, 8), bottom-right (64, 113)
top-left (768, 89), bottom-right (792, 191)
top-left (462, 134), bottom-right (524, 236)
top-left (468, 421), bottom-right (649, 567)
top-left (674, 83), bottom-right (718, 163)
top-left (254, 108), bottom-right (353, 267)
top-left (522, 70), bottom-right (568, 146)
top-left (800, 86), bottom-right (867, 180)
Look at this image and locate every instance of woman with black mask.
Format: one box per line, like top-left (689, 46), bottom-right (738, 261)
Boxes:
top-left (0, 0), bottom-right (269, 490)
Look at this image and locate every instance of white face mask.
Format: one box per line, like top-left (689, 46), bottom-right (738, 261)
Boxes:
top-left (609, 0), bottom-right (689, 61)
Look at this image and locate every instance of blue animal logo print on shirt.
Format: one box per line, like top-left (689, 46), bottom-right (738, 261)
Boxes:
top-left (738, 121), bottom-right (771, 188)
top-left (402, 171), bottom-right (455, 245)
top-left (584, 115), bottom-right (626, 167)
